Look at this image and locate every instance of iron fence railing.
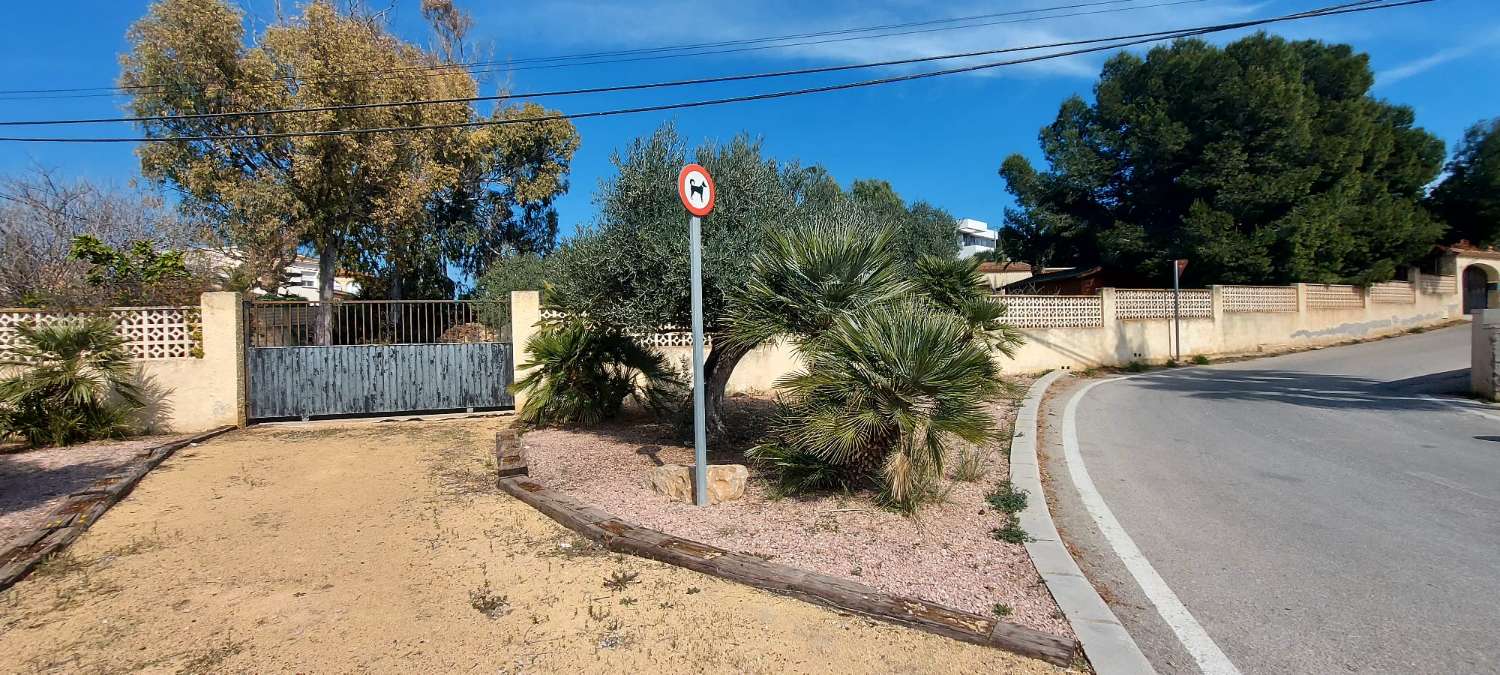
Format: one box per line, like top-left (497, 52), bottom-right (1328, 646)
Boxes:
top-left (247, 300), bottom-right (507, 347)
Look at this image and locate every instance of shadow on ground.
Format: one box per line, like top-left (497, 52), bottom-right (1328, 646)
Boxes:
top-left (1122, 367), bottom-right (1472, 412)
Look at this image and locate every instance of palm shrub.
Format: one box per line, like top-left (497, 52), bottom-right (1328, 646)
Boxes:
top-left (720, 205), bottom-right (912, 351)
top-left (730, 216), bottom-right (1024, 512)
top-left (757, 302), bottom-right (1004, 512)
top-left (912, 254), bottom-right (1023, 355)
top-left (0, 319), bottom-right (143, 448)
top-left (511, 319), bottom-right (684, 426)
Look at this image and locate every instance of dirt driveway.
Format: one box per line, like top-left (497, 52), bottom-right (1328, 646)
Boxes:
top-left (0, 417), bottom-right (1065, 674)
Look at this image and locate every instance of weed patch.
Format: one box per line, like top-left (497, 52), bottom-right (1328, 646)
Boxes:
top-left (603, 569), bottom-right (640, 592)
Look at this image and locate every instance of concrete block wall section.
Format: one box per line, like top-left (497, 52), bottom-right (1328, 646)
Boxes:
top-left (132, 292), bottom-right (246, 433)
top-left (506, 285), bottom-right (1462, 396)
top-left (1472, 309), bottom-right (1500, 401)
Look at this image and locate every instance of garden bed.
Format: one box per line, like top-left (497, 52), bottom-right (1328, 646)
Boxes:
top-left (0, 435), bottom-right (191, 548)
top-left (523, 378), bottom-right (1074, 640)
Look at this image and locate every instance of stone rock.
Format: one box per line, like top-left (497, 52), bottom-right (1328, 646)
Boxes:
top-left (647, 464), bottom-right (748, 505)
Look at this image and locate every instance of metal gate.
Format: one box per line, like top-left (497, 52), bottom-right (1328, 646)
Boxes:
top-left (246, 300), bottom-right (513, 420)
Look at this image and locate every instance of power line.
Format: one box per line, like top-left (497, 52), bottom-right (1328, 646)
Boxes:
top-left (0, 0), bottom-right (1157, 97)
top-left (0, 0), bottom-right (1209, 101)
top-left (0, 0), bottom-right (1430, 144)
top-left (0, 19), bottom-right (1283, 128)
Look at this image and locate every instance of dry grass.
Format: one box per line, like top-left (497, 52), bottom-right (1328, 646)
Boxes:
top-left (0, 417), bottom-right (1071, 674)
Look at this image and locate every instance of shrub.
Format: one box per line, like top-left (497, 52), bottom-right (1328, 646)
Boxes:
top-left (991, 521), bottom-right (1031, 544)
top-left (510, 320), bottom-right (683, 426)
top-left (747, 439), bottom-right (854, 496)
top-left (0, 319), bottom-right (143, 448)
top-left (760, 301), bottom-right (1004, 513)
top-left (1191, 354), bottom-right (1211, 365)
top-left (986, 481), bottom-right (1029, 514)
top-left (949, 443), bottom-right (989, 483)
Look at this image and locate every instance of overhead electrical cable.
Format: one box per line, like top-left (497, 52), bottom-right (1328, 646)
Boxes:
top-left (0, 0), bottom-right (1209, 101)
top-left (0, 0), bottom-right (1429, 144)
top-left (0, 14), bottom-right (1334, 128)
top-left (0, 0), bottom-right (1158, 96)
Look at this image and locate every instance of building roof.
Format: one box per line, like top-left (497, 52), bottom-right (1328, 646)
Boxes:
top-left (1438, 242), bottom-right (1500, 260)
top-left (956, 218), bottom-right (998, 240)
top-left (978, 262), bottom-right (1033, 273)
top-left (1002, 265), bottom-right (1104, 291)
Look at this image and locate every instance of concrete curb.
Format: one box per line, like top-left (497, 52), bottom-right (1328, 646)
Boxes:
top-left (1012, 371), bottom-right (1157, 675)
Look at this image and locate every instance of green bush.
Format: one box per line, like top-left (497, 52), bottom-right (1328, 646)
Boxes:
top-left (0, 319), bottom-right (143, 448)
top-left (986, 481), bottom-right (1029, 514)
top-left (510, 320), bottom-right (683, 426)
top-left (747, 439), bottom-right (854, 496)
top-left (728, 218), bottom-right (1022, 513)
top-left (759, 301), bottom-right (1004, 513)
top-left (1191, 354), bottom-right (1211, 365)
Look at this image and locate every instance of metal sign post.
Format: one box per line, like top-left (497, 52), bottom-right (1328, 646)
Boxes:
top-left (677, 164), bottom-right (716, 507)
top-left (1171, 259), bottom-right (1188, 361)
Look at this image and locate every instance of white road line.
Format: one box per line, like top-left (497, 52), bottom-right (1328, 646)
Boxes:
top-left (1063, 377), bottom-right (1242, 675)
top-left (1421, 394), bottom-right (1500, 423)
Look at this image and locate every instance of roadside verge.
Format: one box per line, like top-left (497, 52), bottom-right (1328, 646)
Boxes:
top-left (0, 426), bottom-right (237, 590)
top-left (1011, 371), bottom-right (1156, 674)
top-left (496, 473), bottom-right (1078, 667)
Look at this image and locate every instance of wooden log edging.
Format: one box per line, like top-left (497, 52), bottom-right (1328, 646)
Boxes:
top-left (498, 475), bottom-right (1080, 667)
top-left (0, 426), bottom-right (237, 591)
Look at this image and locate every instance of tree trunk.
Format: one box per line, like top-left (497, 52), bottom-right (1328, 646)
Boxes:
top-left (316, 246), bottom-right (337, 346)
top-left (389, 259), bottom-right (403, 342)
top-left (702, 339), bottom-right (752, 439)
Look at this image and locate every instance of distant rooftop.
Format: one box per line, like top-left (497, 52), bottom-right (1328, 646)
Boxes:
top-left (955, 218), bottom-right (997, 240)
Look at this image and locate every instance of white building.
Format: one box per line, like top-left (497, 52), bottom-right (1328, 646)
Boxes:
top-left (273, 255), bottom-right (361, 301)
top-left (956, 218), bottom-right (998, 259)
top-left (189, 247), bottom-right (361, 300)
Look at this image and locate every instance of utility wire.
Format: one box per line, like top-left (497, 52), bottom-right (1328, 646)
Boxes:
top-left (0, 0), bottom-right (1208, 101)
top-left (0, 0), bottom-right (1429, 144)
top-left (0, 15), bottom-right (1308, 128)
top-left (0, 0), bottom-right (1156, 96)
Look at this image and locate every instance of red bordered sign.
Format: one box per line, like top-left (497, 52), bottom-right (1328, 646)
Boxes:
top-left (677, 163), bottom-right (715, 217)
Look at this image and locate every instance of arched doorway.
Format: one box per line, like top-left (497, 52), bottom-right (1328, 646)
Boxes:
top-left (1463, 264), bottom-right (1498, 314)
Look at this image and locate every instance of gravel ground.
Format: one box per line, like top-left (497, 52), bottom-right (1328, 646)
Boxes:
top-left (0, 418), bottom-right (1068, 674)
top-left (524, 381), bottom-right (1074, 639)
top-left (0, 434), bottom-right (188, 548)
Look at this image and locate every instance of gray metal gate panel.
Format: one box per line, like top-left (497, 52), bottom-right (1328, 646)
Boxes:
top-left (247, 343), bottom-right (513, 419)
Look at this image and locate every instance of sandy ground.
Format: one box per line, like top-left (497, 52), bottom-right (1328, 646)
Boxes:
top-left (0, 435), bottom-right (190, 548)
top-left (523, 384), bottom-right (1073, 639)
top-left (0, 417), bottom-right (1070, 674)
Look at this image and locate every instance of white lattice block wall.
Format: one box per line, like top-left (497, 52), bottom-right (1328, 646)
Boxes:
top-left (637, 328), bottom-right (710, 348)
top-left (993, 295), bottom-right (1104, 328)
top-left (1306, 284), bottom-right (1364, 309)
top-left (1221, 286), bottom-right (1298, 313)
top-left (1370, 281), bottom-right (1416, 304)
top-left (0, 307), bottom-right (201, 360)
top-left (1115, 289), bottom-right (1211, 320)
top-left (532, 310), bottom-right (708, 348)
top-left (1418, 275), bottom-right (1457, 296)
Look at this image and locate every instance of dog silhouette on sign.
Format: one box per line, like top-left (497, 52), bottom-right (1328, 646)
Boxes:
top-left (688, 179), bottom-right (706, 202)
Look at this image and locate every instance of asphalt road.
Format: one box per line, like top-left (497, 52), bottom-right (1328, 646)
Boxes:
top-left (1047, 326), bottom-right (1500, 674)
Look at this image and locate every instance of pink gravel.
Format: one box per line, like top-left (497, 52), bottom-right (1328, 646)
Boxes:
top-left (523, 383), bottom-right (1074, 639)
top-left (0, 435), bottom-right (188, 548)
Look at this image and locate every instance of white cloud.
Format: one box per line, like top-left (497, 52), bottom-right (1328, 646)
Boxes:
top-left (487, 0), bottom-right (1272, 81)
top-left (1376, 29), bottom-right (1500, 88)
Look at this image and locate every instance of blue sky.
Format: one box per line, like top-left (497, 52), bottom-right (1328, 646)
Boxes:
top-left (0, 0), bottom-right (1496, 240)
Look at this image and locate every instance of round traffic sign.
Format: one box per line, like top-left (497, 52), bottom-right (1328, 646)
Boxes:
top-left (677, 163), bottom-right (715, 217)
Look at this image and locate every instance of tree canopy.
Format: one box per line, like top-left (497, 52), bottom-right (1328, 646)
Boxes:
top-left (516, 123), bottom-right (960, 434)
top-left (999, 33), bottom-right (1446, 285)
top-left (0, 168), bottom-right (212, 308)
top-left (1427, 118), bottom-right (1500, 248)
top-left (121, 0), bottom-right (577, 333)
